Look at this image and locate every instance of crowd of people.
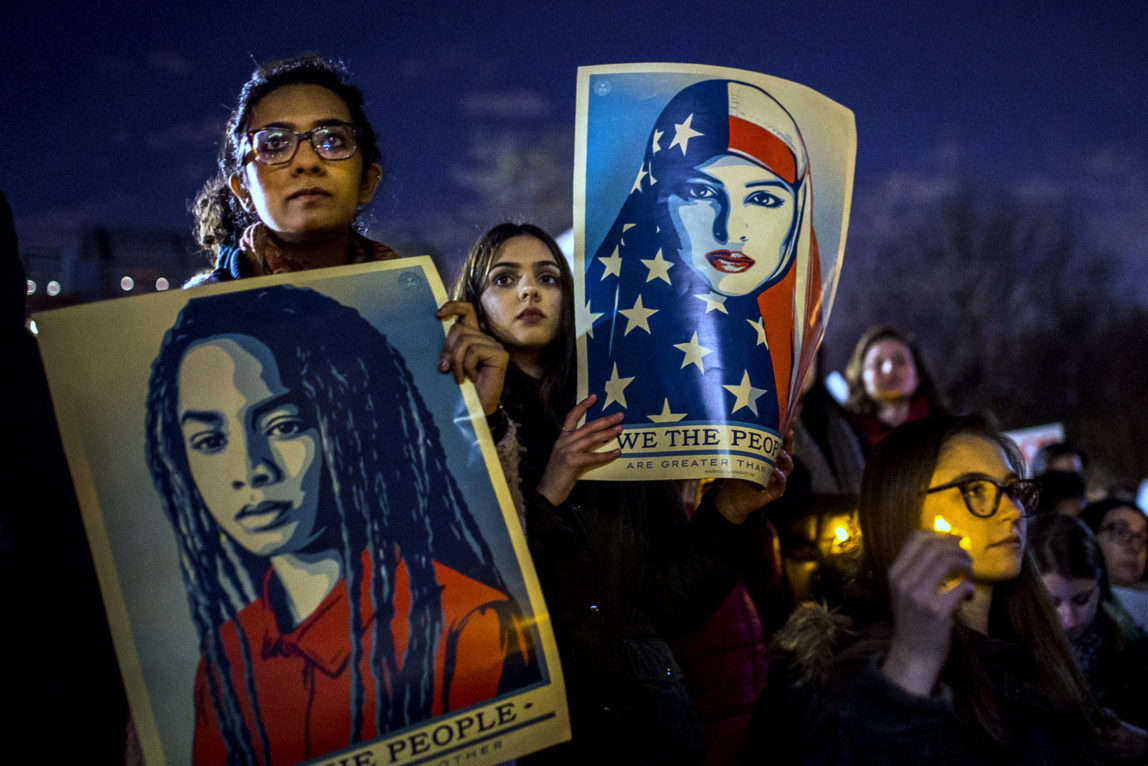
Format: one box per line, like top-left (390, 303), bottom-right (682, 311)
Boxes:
top-left (5, 52), bottom-right (1147, 765)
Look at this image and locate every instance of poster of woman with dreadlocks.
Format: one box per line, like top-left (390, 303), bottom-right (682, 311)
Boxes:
top-left (35, 259), bottom-right (566, 766)
top-left (575, 64), bottom-right (855, 484)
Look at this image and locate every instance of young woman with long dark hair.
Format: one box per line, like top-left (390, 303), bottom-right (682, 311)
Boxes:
top-left (757, 415), bottom-right (1100, 764)
top-left (437, 222), bottom-right (790, 764)
top-left (1030, 513), bottom-right (1148, 759)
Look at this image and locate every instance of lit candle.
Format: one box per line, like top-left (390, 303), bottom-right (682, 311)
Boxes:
top-left (933, 515), bottom-right (971, 592)
top-left (933, 515), bottom-right (971, 551)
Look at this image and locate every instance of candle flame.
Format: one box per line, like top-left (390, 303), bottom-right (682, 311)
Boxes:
top-left (933, 515), bottom-right (971, 551)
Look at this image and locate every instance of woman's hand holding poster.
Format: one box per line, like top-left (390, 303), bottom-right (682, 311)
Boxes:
top-left (575, 64), bottom-right (856, 484)
top-left (35, 258), bottom-right (567, 766)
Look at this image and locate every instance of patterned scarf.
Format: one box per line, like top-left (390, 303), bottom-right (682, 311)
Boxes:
top-left (238, 223), bottom-right (399, 275)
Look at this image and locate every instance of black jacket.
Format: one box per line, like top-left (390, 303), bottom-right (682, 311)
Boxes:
top-left (751, 597), bottom-right (1100, 765)
top-left (509, 376), bottom-right (766, 765)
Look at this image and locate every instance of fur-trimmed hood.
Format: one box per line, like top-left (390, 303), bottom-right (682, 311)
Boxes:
top-left (770, 602), bottom-right (857, 689)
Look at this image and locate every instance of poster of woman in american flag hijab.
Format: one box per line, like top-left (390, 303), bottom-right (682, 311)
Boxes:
top-left (574, 64), bottom-right (855, 484)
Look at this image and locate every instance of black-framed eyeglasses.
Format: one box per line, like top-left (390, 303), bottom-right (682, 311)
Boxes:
top-left (921, 473), bottom-right (1041, 518)
top-left (1098, 522), bottom-right (1148, 550)
top-left (242, 122), bottom-right (358, 166)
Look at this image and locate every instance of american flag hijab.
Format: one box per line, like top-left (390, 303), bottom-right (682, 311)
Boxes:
top-left (584, 79), bottom-right (822, 437)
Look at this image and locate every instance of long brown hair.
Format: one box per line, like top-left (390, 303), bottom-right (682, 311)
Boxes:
top-left (450, 223), bottom-right (575, 424)
top-left (1030, 513), bottom-right (1143, 653)
top-left (859, 415), bottom-right (1097, 754)
top-left (843, 324), bottom-right (947, 416)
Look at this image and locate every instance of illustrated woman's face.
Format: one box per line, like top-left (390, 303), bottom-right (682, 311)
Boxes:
top-left (862, 338), bottom-right (919, 403)
top-left (1096, 505), bottom-right (1148, 587)
top-left (479, 235), bottom-right (563, 353)
top-left (231, 83), bottom-right (381, 244)
top-left (1041, 573), bottom-right (1100, 641)
top-left (666, 154), bottom-right (797, 296)
top-left (177, 334), bottom-right (325, 558)
top-left (919, 432), bottom-right (1026, 584)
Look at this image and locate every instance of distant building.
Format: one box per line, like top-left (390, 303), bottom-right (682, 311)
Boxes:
top-left (24, 227), bottom-right (204, 312)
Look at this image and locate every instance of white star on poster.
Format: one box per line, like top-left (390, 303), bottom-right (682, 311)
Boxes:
top-left (723, 371), bottom-right (768, 416)
top-left (674, 332), bottom-right (714, 372)
top-left (747, 317), bottom-right (768, 347)
top-left (641, 249), bottom-right (674, 284)
top-left (599, 246), bottom-right (622, 279)
top-left (647, 399), bottom-right (687, 423)
top-left (631, 164), bottom-right (648, 194)
top-left (603, 363), bottom-right (635, 410)
top-left (652, 128), bottom-right (664, 153)
top-left (694, 291), bottom-right (728, 314)
top-left (620, 294), bottom-right (658, 336)
top-left (577, 299), bottom-right (604, 339)
top-left (621, 222), bottom-right (636, 246)
top-left (668, 113), bottom-right (703, 155)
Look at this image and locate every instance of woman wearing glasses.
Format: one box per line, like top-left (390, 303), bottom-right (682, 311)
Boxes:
top-left (190, 53), bottom-right (396, 283)
top-left (1080, 498), bottom-right (1148, 589)
top-left (755, 415), bottom-right (1100, 764)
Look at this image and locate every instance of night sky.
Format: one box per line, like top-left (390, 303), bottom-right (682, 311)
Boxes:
top-left (4, 0), bottom-right (1146, 280)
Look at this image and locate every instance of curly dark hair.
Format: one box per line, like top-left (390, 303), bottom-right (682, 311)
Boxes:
top-left (191, 53), bottom-right (382, 257)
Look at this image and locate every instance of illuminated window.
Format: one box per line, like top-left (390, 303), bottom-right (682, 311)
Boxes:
top-left (47, 280), bottom-right (61, 296)
top-left (121, 276), bottom-right (135, 291)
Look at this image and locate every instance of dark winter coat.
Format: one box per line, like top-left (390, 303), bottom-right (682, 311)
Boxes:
top-left (750, 599), bottom-right (1100, 765)
top-left (508, 375), bottom-right (766, 765)
top-left (187, 229), bottom-right (398, 285)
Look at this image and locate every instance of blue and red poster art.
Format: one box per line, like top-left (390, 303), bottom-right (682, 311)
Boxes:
top-left (36, 259), bottom-right (568, 766)
top-left (575, 64), bottom-right (856, 483)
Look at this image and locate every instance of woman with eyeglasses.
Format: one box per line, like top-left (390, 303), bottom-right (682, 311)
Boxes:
top-left (753, 415), bottom-right (1100, 764)
top-left (189, 53), bottom-right (396, 284)
top-left (1080, 498), bottom-right (1148, 589)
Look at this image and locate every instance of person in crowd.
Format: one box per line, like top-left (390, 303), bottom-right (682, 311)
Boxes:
top-left (1033, 441), bottom-right (1088, 477)
top-left (1029, 514), bottom-right (1148, 759)
top-left (146, 285), bottom-right (532, 765)
top-left (668, 477), bottom-right (784, 766)
top-left (1032, 469), bottom-right (1088, 517)
top-left (769, 350), bottom-right (867, 615)
top-left (752, 415), bottom-right (1100, 764)
top-left (1080, 498), bottom-right (1148, 588)
top-left (188, 53), bottom-right (396, 285)
top-left (843, 325), bottom-right (947, 449)
top-left (438, 222), bottom-right (791, 764)
top-left (0, 191), bottom-right (129, 762)
top-left (1032, 440), bottom-right (1089, 516)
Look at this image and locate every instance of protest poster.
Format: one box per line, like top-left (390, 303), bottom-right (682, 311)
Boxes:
top-left (1003, 422), bottom-right (1066, 474)
top-left (575, 64), bottom-right (856, 483)
top-left (35, 258), bottom-right (568, 766)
